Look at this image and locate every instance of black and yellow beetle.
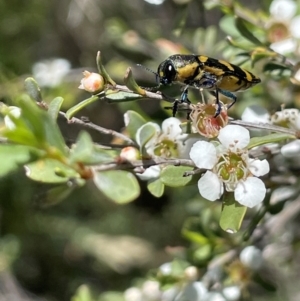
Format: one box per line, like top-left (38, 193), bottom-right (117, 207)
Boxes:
top-left (140, 54), bottom-right (261, 117)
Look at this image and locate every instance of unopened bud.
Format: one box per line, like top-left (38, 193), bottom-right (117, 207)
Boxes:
top-left (120, 146), bottom-right (140, 161)
top-left (78, 71), bottom-right (104, 93)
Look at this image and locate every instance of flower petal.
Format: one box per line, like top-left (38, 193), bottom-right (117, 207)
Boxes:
top-left (269, 0), bottom-right (296, 20)
top-left (248, 158), bottom-right (270, 177)
top-left (240, 246), bottom-right (263, 270)
top-left (137, 165), bottom-right (160, 181)
top-left (234, 177), bottom-right (266, 208)
top-left (241, 105), bottom-right (270, 123)
top-left (135, 122), bottom-right (160, 147)
top-left (218, 125), bottom-right (250, 150)
top-left (270, 38), bottom-right (297, 55)
top-left (281, 140), bottom-right (300, 157)
top-left (198, 171), bottom-right (223, 201)
top-left (189, 141), bottom-right (217, 169)
top-left (290, 16), bottom-right (300, 38)
top-left (161, 117), bottom-right (184, 139)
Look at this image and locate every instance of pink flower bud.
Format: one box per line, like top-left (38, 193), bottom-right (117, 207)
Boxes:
top-left (78, 71), bottom-right (104, 93)
top-left (120, 147), bottom-right (140, 161)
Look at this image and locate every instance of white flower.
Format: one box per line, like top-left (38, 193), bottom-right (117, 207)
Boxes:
top-left (176, 282), bottom-right (208, 301)
top-left (136, 117), bottom-right (189, 158)
top-left (124, 287), bottom-right (142, 301)
top-left (241, 105), bottom-right (270, 124)
top-left (281, 140), bottom-right (300, 157)
top-left (141, 280), bottom-right (161, 301)
top-left (268, 0), bottom-right (300, 54)
top-left (137, 165), bottom-right (160, 181)
top-left (269, 0), bottom-right (296, 20)
top-left (32, 58), bottom-right (71, 87)
top-left (222, 286), bottom-right (241, 301)
top-left (270, 108), bottom-right (300, 130)
top-left (189, 125), bottom-right (270, 208)
top-left (159, 262), bottom-right (172, 275)
top-left (4, 106), bottom-right (21, 130)
top-left (240, 246), bottom-right (263, 270)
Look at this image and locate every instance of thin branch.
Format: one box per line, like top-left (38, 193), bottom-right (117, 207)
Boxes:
top-left (62, 111), bottom-right (136, 145)
top-left (37, 101), bottom-right (137, 146)
top-left (229, 119), bottom-right (298, 136)
top-left (93, 157), bottom-right (195, 172)
top-left (113, 84), bottom-right (176, 103)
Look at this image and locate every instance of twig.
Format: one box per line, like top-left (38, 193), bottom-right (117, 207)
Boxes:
top-left (93, 157), bottom-right (195, 172)
top-left (62, 111), bottom-right (136, 145)
top-left (113, 84), bottom-right (176, 103)
top-left (229, 119), bottom-right (298, 136)
top-left (37, 101), bottom-right (136, 145)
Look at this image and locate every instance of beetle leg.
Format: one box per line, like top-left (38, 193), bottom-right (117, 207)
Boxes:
top-left (219, 89), bottom-right (237, 110)
top-left (209, 88), bottom-right (222, 118)
top-left (180, 86), bottom-right (191, 104)
top-left (172, 100), bottom-right (179, 117)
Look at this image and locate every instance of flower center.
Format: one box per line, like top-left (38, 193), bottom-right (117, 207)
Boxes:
top-left (215, 152), bottom-right (247, 191)
top-left (190, 103), bottom-right (228, 138)
top-left (153, 139), bottom-right (178, 158)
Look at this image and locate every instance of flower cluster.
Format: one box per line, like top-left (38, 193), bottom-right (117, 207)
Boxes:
top-left (189, 125), bottom-right (270, 208)
top-left (268, 0), bottom-right (300, 54)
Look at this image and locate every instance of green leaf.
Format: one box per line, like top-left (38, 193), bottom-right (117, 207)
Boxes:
top-left (136, 123), bottom-right (157, 150)
top-left (66, 95), bottom-right (99, 120)
top-left (24, 77), bottom-right (42, 102)
top-left (193, 244), bottom-right (212, 263)
top-left (263, 62), bottom-right (291, 74)
top-left (124, 67), bottom-right (147, 95)
top-left (160, 166), bottom-right (194, 187)
top-left (8, 96), bottom-right (67, 155)
top-left (147, 178), bottom-right (164, 197)
top-left (70, 131), bottom-right (117, 164)
top-left (84, 147), bottom-right (117, 165)
top-left (235, 17), bottom-right (263, 46)
top-left (69, 131), bottom-right (94, 164)
top-left (48, 97), bottom-right (64, 121)
top-left (0, 145), bottom-right (42, 177)
top-left (248, 133), bottom-right (295, 149)
top-left (93, 170), bottom-right (140, 204)
top-left (26, 158), bottom-right (80, 183)
top-left (105, 90), bottom-right (143, 102)
top-left (219, 195), bottom-right (247, 233)
top-left (124, 110), bottom-right (147, 139)
top-left (96, 51), bottom-right (116, 86)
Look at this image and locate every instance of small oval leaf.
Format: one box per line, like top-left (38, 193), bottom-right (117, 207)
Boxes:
top-left (48, 97), bottom-right (64, 121)
top-left (0, 145), bottom-right (41, 177)
top-left (124, 110), bottom-right (147, 138)
top-left (26, 159), bottom-right (80, 183)
top-left (219, 195), bottom-right (247, 233)
top-left (105, 90), bottom-right (143, 102)
top-left (136, 123), bottom-right (157, 149)
top-left (24, 77), bottom-right (42, 102)
top-left (66, 95), bottom-right (99, 120)
top-left (147, 178), bottom-right (164, 197)
top-left (161, 166), bottom-right (194, 187)
top-left (93, 170), bottom-right (140, 204)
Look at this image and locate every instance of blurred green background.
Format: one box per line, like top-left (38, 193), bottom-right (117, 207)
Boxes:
top-left (1, 0), bottom-right (297, 301)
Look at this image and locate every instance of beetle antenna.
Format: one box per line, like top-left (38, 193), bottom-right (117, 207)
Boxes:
top-left (137, 64), bottom-right (161, 90)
